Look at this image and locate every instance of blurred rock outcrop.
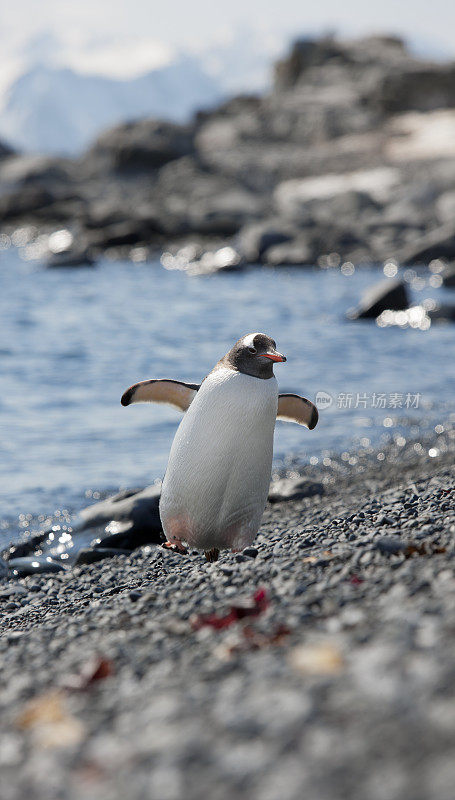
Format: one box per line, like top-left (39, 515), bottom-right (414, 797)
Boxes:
top-left (3, 34), bottom-right (455, 267)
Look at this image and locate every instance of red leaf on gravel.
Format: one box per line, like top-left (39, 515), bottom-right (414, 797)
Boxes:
top-left (349, 574), bottom-right (364, 586)
top-left (191, 588), bottom-right (269, 630)
top-left (62, 656), bottom-right (114, 690)
top-left (218, 624), bottom-right (291, 657)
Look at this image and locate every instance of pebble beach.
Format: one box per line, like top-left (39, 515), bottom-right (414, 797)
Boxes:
top-left (1, 433), bottom-right (454, 800)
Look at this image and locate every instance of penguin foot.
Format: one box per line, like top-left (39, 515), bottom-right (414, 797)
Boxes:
top-left (204, 548), bottom-right (220, 563)
top-left (162, 541), bottom-right (188, 555)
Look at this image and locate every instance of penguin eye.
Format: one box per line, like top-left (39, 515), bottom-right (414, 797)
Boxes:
top-left (248, 347), bottom-right (257, 355)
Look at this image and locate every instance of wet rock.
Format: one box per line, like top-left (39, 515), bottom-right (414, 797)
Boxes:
top-left (428, 303), bottom-right (455, 323)
top-left (238, 221), bottom-right (295, 263)
top-left (77, 484), bottom-right (162, 543)
top-left (347, 277), bottom-right (409, 320)
top-left (396, 222), bottom-right (455, 265)
top-left (88, 220), bottom-right (162, 249)
top-left (268, 477), bottom-right (324, 503)
top-left (8, 557), bottom-right (66, 576)
top-left (45, 247), bottom-right (95, 268)
top-left (442, 264), bottom-right (455, 288)
top-left (3, 530), bottom-right (49, 561)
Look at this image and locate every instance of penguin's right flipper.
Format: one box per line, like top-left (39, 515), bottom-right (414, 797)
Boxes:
top-left (121, 379), bottom-right (200, 411)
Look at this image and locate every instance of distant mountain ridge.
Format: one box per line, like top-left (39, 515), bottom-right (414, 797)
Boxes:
top-left (0, 55), bottom-right (224, 155)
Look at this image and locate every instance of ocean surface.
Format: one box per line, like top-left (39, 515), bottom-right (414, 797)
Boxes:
top-left (1, 248), bottom-right (454, 546)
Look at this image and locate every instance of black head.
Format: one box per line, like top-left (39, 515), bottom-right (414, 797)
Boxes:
top-left (221, 333), bottom-right (287, 379)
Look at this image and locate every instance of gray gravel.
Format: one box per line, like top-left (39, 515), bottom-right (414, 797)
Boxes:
top-left (1, 443), bottom-right (455, 800)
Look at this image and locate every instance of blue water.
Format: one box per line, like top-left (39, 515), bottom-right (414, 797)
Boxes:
top-left (1, 248), bottom-right (454, 528)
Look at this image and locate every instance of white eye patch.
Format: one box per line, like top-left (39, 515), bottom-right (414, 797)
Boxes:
top-left (242, 333), bottom-right (261, 348)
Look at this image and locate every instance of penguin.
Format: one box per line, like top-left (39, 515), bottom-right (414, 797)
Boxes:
top-left (121, 333), bottom-right (318, 562)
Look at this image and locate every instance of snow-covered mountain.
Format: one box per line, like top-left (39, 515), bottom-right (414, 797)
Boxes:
top-left (0, 54), bottom-right (224, 155)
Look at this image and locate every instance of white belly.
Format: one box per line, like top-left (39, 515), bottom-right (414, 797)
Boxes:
top-left (159, 368), bottom-right (278, 551)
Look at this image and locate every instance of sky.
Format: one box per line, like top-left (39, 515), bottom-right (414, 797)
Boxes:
top-left (2, 0), bottom-right (455, 57)
top-left (0, 0), bottom-right (454, 91)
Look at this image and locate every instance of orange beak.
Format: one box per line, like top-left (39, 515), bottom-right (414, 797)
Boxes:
top-left (261, 352), bottom-right (287, 363)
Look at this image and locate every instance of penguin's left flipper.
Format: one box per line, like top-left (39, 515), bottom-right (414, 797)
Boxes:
top-left (277, 394), bottom-right (319, 430)
top-left (121, 379), bottom-right (200, 411)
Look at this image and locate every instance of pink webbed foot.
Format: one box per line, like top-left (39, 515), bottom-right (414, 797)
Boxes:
top-left (162, 540), bottom-right (188, 555)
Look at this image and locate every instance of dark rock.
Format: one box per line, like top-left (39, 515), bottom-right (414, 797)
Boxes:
top-left (84, 119), bottom-right (194, 173)
top-left (2, 486), bottom-right (163, 579)
top-left (268, 477), bottom-right (325, 503)
top-left (274, 37), bottom-right (348, 90)
top-left (77, 484), bottom-right (163, 543)
top-left (276, 183), bottom-right (380, 228)
top-left (0, 557), bottom-right (8, 579)
top-left (0, 140), bottom-right (14, 160)
top-left (428, 303), bottom-right (455, 323)
top-left (0, 186), bottom-right (56, 219)
top-left (396, 223), bottom-right (455, 265)
top-left (4, 35), bottom-right (455, 267)
top-left (187, 190), bottom-right (264, 236)
top-left (442, 264), bottom-right (455, 288)
top-left (264, 239), bottom-right (316, 267)
top-left (45, 248), bottom-right (95, 268)
top-left (88, 220), bottom-right (161, 249)
top-left (347, 278), bottom-right (409, 320)
top-left (75, 547), bottom-right (130, 565)
top-left (0, 154), bottom-right (74, 188)
top-left (373, 65), bottom-right (455, 115)
top-left (8, 557), bottom-right (66, 576)
top-left (238, 221), bottom-right (295, 263)
top-left (4, 531), bottom-right (49, 561)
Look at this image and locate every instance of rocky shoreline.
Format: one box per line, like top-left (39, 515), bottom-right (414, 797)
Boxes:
top-left (1, 435), bottom-right (454, 800)
top-left (3, 35), bottom-right (455, 271)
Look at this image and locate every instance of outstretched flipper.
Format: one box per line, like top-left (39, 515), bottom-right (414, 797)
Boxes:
top-left (121, 379), bottom-right (200, 411)
top-left (277, 394), bottom-right (318, 430)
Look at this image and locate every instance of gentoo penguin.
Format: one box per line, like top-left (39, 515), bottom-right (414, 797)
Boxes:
top-left (121, 333), bottom-right (318, 562)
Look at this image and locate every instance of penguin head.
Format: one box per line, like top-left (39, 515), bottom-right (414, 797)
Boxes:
top-left (224, 333), bottom-right (286, 379)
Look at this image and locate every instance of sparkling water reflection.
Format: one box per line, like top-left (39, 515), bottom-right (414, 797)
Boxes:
top-left (0, 248), bottom-right (454, 532)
